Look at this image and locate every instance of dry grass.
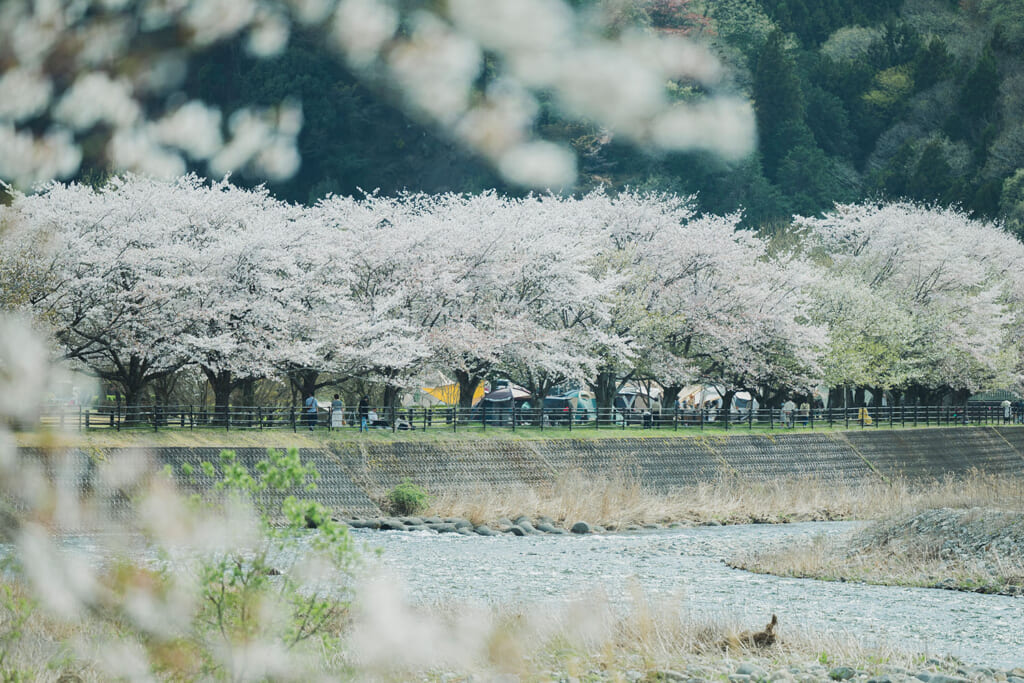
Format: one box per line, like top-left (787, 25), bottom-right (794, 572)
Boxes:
top-left (428, 468), bottom-right (1024, 528)
top-left (343, 582), bottom-right (940, 682)
top-left (4, 569), bottom-right (937, 682)
top-left (730, 498), bottom-right (1024, 595)
top-left (0, 578), bottom-right (106, 681)
top-left (730, 531), bottom-right (1024, 595)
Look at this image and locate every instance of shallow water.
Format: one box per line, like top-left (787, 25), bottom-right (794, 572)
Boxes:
top-left (355, 522), bottom-right (1024, 668)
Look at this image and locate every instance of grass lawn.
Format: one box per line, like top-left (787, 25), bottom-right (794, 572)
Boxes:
top-left (14, 415), bottom-right (1007, 449)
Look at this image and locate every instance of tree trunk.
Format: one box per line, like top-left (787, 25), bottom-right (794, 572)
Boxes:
top-left (721, 389), bottom-right (736, 423)
top-left (590, 368), bottom-right (618, 424)
top-left (383, 384), bottom-right (401, 422)
top-left (871, 387), bottom-right (885, 408)
top-left (662, 385), bottom-right (682, 411)
top-left (827, 386), bottom-right (843, 410)
top-left (454, 369), bottom-right (483, 410)
top-left (290, 368), bottom-right (320, 403)
top-left (202, 366), bottom-right (235, 425)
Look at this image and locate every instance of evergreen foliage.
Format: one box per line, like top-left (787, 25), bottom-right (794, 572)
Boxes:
top-left (73, 0), bottom-right (1024, 234)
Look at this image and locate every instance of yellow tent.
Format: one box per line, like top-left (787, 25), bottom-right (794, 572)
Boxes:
top-left (422, 382), bottom-right (485, 406)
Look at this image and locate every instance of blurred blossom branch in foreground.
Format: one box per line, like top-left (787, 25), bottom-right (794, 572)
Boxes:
top-left (0, 0), bottom-right (755, 190)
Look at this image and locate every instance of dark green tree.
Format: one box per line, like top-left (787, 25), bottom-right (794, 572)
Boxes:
top-left (752, 30), bottom-right (813, 181)
top-left (959, 46), bottom-right (1000, 123)
top-left (907, 141), bottom-right (954, 201)
top-left (912, 36), bottom-right (954, 90)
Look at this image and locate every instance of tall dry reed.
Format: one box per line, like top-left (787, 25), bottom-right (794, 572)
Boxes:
top-left (428, 468), bottom-right (1024, 527)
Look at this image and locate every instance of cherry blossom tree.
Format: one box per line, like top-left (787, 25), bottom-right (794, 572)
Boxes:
top-left (1, 176), bottom-right (197, 406)
top-left (798, 201), bottom-right (1024, 404)
top-left (396, 192), bottom-right (614, 409)
top-left (578, 190), bottom-right (824, 411)
top-left (641, 212), bottom-right (825, 409)
top-left (305, 192), bottom-right (432, 407)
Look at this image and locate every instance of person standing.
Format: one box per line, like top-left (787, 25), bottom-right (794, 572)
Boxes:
top-left (782, 398), bottom-right (796, 427)
top-left (1001, 398), bottom-right (1012, 424)
top-left (304, 394), bottom-right (318, 430)
top-left (358, 396), bottom-right (369, 432)
top-left (331, 394), bottom-right (345, 429)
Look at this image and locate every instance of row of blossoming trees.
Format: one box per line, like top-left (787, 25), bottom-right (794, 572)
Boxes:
top-left (2, 174), bottom-right (1023, 416)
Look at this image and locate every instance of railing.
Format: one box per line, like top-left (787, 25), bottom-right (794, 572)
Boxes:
top-left (33, 403), bottom-right (1024, 433)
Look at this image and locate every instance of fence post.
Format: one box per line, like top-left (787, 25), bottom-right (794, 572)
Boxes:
top-left (512, 404), bottom-right (516, 432)
top-left (809, 406), bottom-right (814, 430)
top-left (290, 406), bottom-right (296, 432)
top-left (845, 406), bottom-right (849, 430)
top-left (482, 402), bottom-right (486, 431)
top-left (700, 407), bottom-right (705, 431)
top-left (85, 409), bottom-right (90, 429)
top-left (569, 407), bottom-right (573, 432)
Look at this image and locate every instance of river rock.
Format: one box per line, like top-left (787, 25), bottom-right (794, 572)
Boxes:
top-left (737, 663), bottom-right (767, 679)
top-left (474, 525), bottom-right (498, 536)
top-left (405, 524), bottom-right (430, 532)
top-left (452, 518), bottom-right (473, 530)
top-left (535, 522), bottom-right (560, 533)
top-left (644, 522), bottom-right (662, 529)
top-left (830, 666), bottom-right (856, 680)
top-left (432, 523), bottom-right (459, 533)
top-left (514, 515), bottom-right (534, 526)
top-left (570, 521), bottom-right (592, 534)
top-left (456, 527), bottom-right (475, 536)
top-left (518, 520), bottom-right (538, 534)
top-left (496, 517), bottom-right (514, 528)
top-left (916, 674), bottom-right (970, 683)
top-left (653, 670), bottom-right (688, 681)
top-left (422, 516), bottom-right (443, 524)
top-left (537, 515), bottom-right (555, 525)
top-left (378, 518), bottom-right (406, 531)
top-left (349, 519), bottom-right (380, 529)
top-left (593, 525), bottom-right (607, 533)
top-left (399, 516), bottom-right (424, 526)
top-left (508, 525), bottom-right (528, 536)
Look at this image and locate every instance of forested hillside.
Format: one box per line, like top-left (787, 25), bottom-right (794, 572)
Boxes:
top-left (169, 0), bottom-right (1024, 236)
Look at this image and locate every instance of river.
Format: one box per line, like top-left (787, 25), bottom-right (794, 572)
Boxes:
top-left (354, 522), bottom-right (1024, 668)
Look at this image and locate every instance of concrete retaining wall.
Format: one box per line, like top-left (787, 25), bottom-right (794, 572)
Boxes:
top-left (16, 426), bottom-right (1024, 518)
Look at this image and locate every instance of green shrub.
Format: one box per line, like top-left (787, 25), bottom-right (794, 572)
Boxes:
top-left (385, 478), bottom-right (430, 515)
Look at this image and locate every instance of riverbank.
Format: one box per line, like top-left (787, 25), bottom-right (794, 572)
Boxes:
top-left (729, 507), bottom-right (1024, 597)
top-left (415, 469), bottom-right (1024, 530)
